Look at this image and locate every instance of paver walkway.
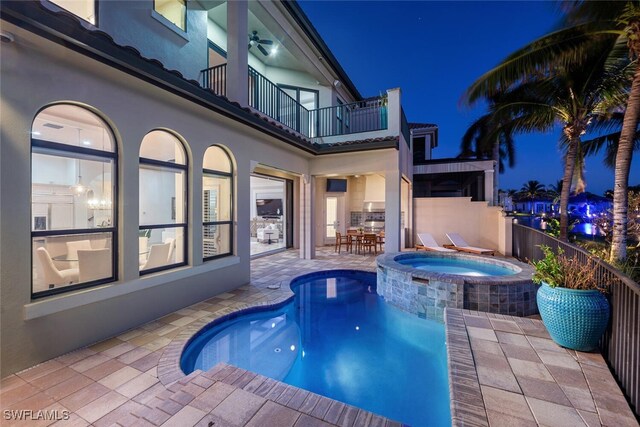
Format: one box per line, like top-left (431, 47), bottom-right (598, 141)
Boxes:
top-left (0, 248), bottom-right (386, 426)
top-left (1, 248), bottom-right (637, 426)
top-left (446, 309), bottom-right (638, 427)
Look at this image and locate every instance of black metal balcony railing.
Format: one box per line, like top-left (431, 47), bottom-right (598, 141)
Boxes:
top-left (313, 98), bottom-right (387, 138)
top-left (401, 107), bottom-right (410, 147)
top-left (200, 65), bottom-right (388, 140)
top-left (512, 223), bottom-right (640, 418)
top-left (201, 64), bottom-right (227, 97)
top-left (248, 66), bottom-right (310, 135)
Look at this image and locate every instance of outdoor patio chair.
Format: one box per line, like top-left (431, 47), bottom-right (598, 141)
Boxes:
top-left (415, 233), bottom-right (456, 252)
top-left (377, 231), bottom-right (385, 252)
top-left (360, 233), bottom-right (378, 255)
top-left (445, 233), bottom-right (495, 255)
top-left (335, 232), bottom-right (351, 254)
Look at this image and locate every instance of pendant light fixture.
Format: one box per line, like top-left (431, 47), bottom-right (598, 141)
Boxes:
top-left (87, 130), bottom-right (111, 210)
top-left (70, 128), bottom-right (87, 196)
top-left (70, 159), bottom-right (86, 196)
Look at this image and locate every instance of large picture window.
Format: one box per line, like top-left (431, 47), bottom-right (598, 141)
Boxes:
top-left (203, 146), bottom-right (233, 260)
top-left (31, 104), bottom-right (117, 298)
top-left (139, 130), bottom-right (188, 274)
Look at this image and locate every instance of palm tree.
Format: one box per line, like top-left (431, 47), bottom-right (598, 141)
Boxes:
top-left (549, 179), bottom-right (563, 195)
top-left (519, 180), bottom-right (546, 212)
top-left (474, 47), bottom-right (629, 240)
top-left (461, 93), bottom-right (516, 206)
top-left (563, 2), bottom-right (640, 261)
top-left (464, 2), bottom-right (638, 260)
top-left (546, 179), bottom-right (563, 207)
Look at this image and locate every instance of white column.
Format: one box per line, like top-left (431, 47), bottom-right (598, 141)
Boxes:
top-left (386, 88), bottom-right (402, 135)
top-left (484, 168), bottom-right (495, 205)
top-left (226, 0), bottom-right (248, 105)
top-left (300, 175), bottom-right (315, 259)
top-left (498, 213), bottom-right (513, 256)
top-left (385, 169), bottom-right (401, 252)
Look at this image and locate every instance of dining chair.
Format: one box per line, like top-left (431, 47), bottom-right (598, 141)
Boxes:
top-left (77, 249), bottom-right (111, 283)
top-left (91, 237), bottom-right (108, 249)
top-left (139, 236), bottom-right (149, 266)
top-left (361, 233), bottom-right (378, 255)
top-left (36, 247), bottom-right (79, 287)
top-left (334, 232), bottom-right (351, 254)
top-left (165, 238), bottom-right (176, 264)
top-left (141, 242), bottom-right (171, 271)
top-left (66, 240), bottom-right (91, 260)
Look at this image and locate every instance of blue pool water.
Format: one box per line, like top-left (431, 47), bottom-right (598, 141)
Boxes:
top-left (398, 256), bottom-right (516, 276)
top-left (181, 270), bottom-right (450, 426)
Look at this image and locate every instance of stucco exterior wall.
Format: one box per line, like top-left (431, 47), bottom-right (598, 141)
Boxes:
top-left (413, 198), bottom-right (504, 253)
top-left (0, 22), bottom-right (311, 376)
top-left (98, 0), bottom-right (209, 82)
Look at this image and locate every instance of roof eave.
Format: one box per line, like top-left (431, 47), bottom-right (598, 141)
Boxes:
top-left (280, 1), bottom-right (363, 101)
top-left (0, 1), bottom-right (320, 155)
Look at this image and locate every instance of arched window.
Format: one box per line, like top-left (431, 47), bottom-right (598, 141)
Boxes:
top-left (203, 146), bottom-right (233, 260)
top-left (31, 104), bottom-right (117, 297)
top-left (139, 130), bottom-right (188, 274)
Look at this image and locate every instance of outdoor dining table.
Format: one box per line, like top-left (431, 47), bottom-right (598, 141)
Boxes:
top-left (346, 232), bottom-right (383, 254)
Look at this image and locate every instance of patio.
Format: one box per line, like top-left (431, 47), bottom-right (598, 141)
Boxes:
top-left (0, 248), bottom-right (636, 426)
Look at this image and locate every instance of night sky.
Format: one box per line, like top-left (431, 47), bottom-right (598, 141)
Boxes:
top-left (299, 1), bottom-right (640, 195)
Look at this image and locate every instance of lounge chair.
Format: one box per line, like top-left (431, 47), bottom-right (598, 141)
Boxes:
top-left (415, 233), bottom-right (456, 252)
top-left (445, 233), bottom-right (495, 255)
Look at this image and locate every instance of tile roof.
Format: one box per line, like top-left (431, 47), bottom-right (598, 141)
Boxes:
top-left (2, 1), bottom-right (397, 157)
top-left (409, 122), bottom-right (438, 130)
top-left (313, 136), bottom-right (399, 153)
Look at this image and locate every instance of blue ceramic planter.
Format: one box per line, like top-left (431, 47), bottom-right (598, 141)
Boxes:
top-left (536, 283), bottom-right (610, 351)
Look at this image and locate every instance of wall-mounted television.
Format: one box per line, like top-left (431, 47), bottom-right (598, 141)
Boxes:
top-left (326, 178), bottom-right (347, 192)
top-left (256, 199), bottom-right (283, 216)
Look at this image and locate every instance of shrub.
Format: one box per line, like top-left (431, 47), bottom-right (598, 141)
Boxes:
top-left (531, 245), bottom-right (606, 292)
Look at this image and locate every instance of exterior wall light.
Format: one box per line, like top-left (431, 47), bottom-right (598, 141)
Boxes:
top-left (1, 31), bottom-right (15, 43)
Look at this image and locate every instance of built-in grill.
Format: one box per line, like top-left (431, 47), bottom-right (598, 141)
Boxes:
top-left (364, 220), bottom-right (385, 233)
top-left (363, 201), bottom-right (385, 233)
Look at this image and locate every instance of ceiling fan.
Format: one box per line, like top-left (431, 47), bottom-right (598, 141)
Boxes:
top-left (248, 30), bottom-right (273, 56)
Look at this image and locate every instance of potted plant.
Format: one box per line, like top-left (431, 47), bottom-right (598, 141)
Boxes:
top-left (531, 245), bottom-right (610, 351)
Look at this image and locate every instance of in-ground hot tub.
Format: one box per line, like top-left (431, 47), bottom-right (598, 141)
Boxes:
top-left (377, 252), bottom-right (537, 321)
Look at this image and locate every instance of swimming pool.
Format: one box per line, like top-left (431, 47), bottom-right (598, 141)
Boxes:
top-left (397, 256), bottom-right (516, 276)
top-left (181, 270), bottom-right (450, 426)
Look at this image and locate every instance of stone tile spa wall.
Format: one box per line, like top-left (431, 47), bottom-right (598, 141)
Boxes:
top-left (376, 252), bottom-right (537, 321)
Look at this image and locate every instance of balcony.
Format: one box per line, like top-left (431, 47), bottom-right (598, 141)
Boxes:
top-left (201, 64), bottom-right (389, 142)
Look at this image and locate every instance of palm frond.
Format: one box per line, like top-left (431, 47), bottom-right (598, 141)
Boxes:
top-left (462, 23), bottom-right (622, 106)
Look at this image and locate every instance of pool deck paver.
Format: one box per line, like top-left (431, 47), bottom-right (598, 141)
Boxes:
top-left (445, 308), bottom-right (638, 427)
top-left (1, 247), bottom-right (637, 426)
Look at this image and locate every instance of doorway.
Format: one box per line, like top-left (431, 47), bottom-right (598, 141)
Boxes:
top-left (250, 174), bottom-right (293, 256)
top-left (324, 194), bottom-right (345, 245)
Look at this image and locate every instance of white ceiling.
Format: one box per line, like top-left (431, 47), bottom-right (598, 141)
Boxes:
top-left (205, 2), bottom-right (309, 73)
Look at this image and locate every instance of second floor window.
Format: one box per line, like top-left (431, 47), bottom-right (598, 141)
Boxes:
top-left (154, 0), bottom-right (186, 31)
top-left (48, 0), bottom-right (96, 24)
